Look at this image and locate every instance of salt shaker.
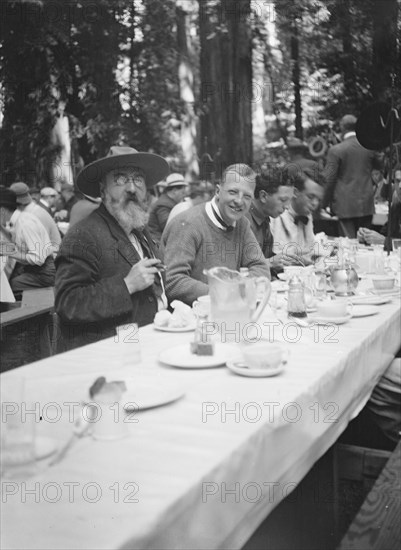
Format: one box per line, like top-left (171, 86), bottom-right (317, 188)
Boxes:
top-left (287, 275), bottom-right (307, 318)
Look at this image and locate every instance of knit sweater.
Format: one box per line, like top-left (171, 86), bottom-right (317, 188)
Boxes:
top-left (161, 204), bottom-right (270, 305)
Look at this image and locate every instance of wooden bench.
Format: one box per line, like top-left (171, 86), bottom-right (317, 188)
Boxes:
top-left (0, 287), bottom-right (56, 361)
top-left (337, 440), bottom-right (401, 549)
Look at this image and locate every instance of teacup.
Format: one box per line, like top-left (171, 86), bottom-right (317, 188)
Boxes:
top-left (371, 276), bottom-right (396, 291)
top-left (87, 401), bottom-right (128, 441)
top-left (355, 253), bottom-right (375, 274)
top-left (316, 299), bottom-right (352, 318)
top-left (240, 341), bottom-right (288, 371)
top-left (192, 295), bottom-right (211, 318)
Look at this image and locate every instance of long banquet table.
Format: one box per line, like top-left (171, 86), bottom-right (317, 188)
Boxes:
top-left (1, 278), bottom-right (401, 550)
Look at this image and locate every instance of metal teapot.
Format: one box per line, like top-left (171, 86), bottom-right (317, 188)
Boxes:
top-left (330, 263), bottom-right (359, 296)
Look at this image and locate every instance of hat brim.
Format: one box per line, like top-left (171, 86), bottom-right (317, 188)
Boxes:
top-left (76, 153), bottom-right (170, 198)
top-left (356, 102), bottom-right (401, 150)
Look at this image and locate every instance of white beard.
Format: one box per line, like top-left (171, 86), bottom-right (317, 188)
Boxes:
top-left (104, 194), bottom-right (148, 235)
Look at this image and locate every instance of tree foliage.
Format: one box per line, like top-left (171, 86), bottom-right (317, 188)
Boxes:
top-left (0, 0), bottom-right (399, 187)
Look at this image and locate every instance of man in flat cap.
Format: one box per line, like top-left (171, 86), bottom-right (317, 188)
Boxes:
top-left (0, 186), bottom-right (55, 295)
top-left (55, 146), bottom-right (170, 351)
top-left (323, 114), bottom-right (383, 238)
top-left (147, 173), bottom-right (188, 243)
top-left (10, 182), bottom-right (61, 256)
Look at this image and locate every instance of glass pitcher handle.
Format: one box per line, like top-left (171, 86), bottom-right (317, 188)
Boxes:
top-left (251, 277), bottom-right (271, 322)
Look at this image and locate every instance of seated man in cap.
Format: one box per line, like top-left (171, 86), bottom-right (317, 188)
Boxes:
top-left (54, 182), bottom-right (79, 222)
top-left (39, 187), bottom-right (58, 216)
top-left (162, 164), bottom-right (270, 306)
top-left (55, 146), bottom-right (169, 351)
top-left (166, 180), bottom-right (215, 224)
top-left (147, 173), bottom-right (189, 243)
top-left (271, 172), bottom-right (324, 266)
top-left (10, 182), bottom-right (61, 257)
top-left (0, 187), bottom-right (56, 295)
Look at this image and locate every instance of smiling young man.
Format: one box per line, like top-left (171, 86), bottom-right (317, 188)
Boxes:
top-left (55, 145), bottom-right (169, 351)
top-left (271, 172), bottom-right (323, 266)
top-left (161, 163), bottom-right (270, 305)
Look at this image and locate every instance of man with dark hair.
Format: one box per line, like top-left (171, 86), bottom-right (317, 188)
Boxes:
top-left (162, 164), bottom-right (270, 305)
top-left (55, 146), bottom-right (169, 351)
top-left (246, 167), bottom-right (293, 261)
top-left (271, 172), bottom-right (323, 266)
top-left (323, 114), bottom-right (383, 238)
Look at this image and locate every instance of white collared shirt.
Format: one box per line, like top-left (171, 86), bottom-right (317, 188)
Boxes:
top-left (205, 197), bottom-right (236, 230)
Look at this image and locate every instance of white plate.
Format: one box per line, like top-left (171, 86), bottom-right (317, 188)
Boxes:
top-left (122, 383), bottom-right (185, 411)
top-left (35, 436), bottom-right (57, 460)
top-left (226, 360), bottom-right (284, 378)
top-left (277, 273), bottom-right (287, 281)
top-left (351, 305), bottom-right (379, 318)
top-left (351, 295), bottom-right (391, 305)
top-left (159, 344), bottom-right (237, 369)
top-left (308, 313), bottom-right (351, 325)
top-left (368, 287), bottom-right (400, 296)
top-left (153, 323), bottom-right (196, 333)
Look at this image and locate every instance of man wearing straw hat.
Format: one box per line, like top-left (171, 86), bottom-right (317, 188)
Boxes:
top-left (55, 146), bottom-right (170, 351)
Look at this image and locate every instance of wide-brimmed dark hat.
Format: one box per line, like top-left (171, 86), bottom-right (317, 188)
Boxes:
top-left (76, 146), bottom-right (170, 198)
top-left (356, 103), bottom-right (401, 150)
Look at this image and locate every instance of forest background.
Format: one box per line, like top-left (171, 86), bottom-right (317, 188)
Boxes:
top-left (0, 0), bottom-right (400, 188)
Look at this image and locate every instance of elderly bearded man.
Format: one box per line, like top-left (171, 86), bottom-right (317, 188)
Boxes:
top-left (162, 164), bottom-right (270, 305)
top-left (55, 146), bottom-right (169, 352)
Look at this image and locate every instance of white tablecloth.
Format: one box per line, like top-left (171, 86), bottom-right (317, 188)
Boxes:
top-left (0, 256), bottom-right (15, 302)
top-left (1, 284), bottom-right (400, 549)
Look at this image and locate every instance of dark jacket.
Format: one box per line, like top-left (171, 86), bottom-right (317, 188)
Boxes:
top-left (147, 194), bottom-right (177, 243)
top-left (55, 204), bottom-right (158, 352)
top-left (322, 135), bottom-right (382, 218)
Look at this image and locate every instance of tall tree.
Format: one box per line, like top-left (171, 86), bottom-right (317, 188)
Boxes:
top-left (176, 1), bottom-right (199, 178)
top-left (371, 0), bottom-right (399, 102)
top-left (199, 0), bottom-right (253, 175)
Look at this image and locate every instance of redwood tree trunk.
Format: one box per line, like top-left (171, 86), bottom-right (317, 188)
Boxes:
top-left (371, 0), bottom-right (399, 102)
top-left (199, 0), bottom-right (253, 177)
top-left (290, 22), bottom-right (303, 139)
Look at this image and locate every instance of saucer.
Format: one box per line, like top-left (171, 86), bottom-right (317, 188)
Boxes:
top-left (351, 305), bottom-right (379, 318)
top-left (153, 323), bottom-right (196, 333)
top-left (35, 436), bottom-right (58, 460)
top-left (368, 286), bottom-right (400, 296)
top-left (308, 313), bottom-right (351, 325)
top-left (159, 344), bottom-right (237, 369)
top-left (226, 360), bottom-right (285, 378)
top-left (351, 295), bottom-right (391, 305)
